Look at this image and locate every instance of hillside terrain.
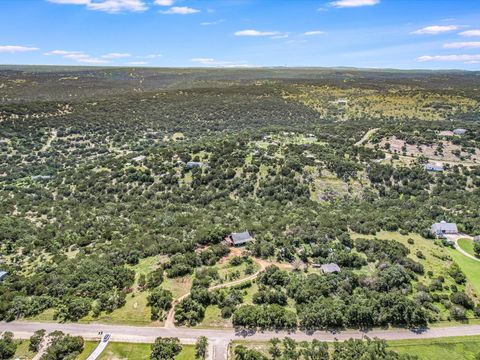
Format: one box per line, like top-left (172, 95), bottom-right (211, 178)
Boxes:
top-left (1, 67), bottom-right (480, 338)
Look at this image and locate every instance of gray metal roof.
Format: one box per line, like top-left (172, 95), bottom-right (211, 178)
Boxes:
top-left (321, 263), bottom-right (341, 273)
top-left (0, 271), bottom-right (7, 280)
top-left (425, 164), bottom-right (444, 172)
top-left (186, 161), bottom-right (203, 168)
top-left (431, 222), bottom-right (458, 233)
top-left (230, 231), bottom-right (253, 245)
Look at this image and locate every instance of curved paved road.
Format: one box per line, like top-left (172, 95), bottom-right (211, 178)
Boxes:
top-left (446, 234), bottom-right (480, 262)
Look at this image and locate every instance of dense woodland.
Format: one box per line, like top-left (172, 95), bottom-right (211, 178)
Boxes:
top-left (1, 67), bottom-right (480, 329)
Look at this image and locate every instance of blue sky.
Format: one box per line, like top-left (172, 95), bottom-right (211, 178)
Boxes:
top-left (1, 0), bottom-right (479, 69)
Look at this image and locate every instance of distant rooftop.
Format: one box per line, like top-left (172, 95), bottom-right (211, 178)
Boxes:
top-left (230, 231), bottom-right (253, 245)
top-left (431, 221), bottom-right (458, 234)
top-left (321, 263), bottom-right (341, 274)
top-left (0, 271), bottom-right (7, 280)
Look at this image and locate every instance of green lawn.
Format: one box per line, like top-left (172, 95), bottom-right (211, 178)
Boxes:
top-left (458, 238), bottom-right (477, 257)
top-left (78, 342), bottom-right (195, 360)
top-left (232, 336), bottom-right (480, 360)
top-left (81, 290), bottom-right (153, 326)
top-left (196, 305), bottom-right (232, 329)
top-left (351, 231), bottom-right (472, 320)
top-left (390, 336), bottom-right (480, 360)
top-left (13, 340), bottom-right (35, 360)
top-left (447, 248), bottom-right (480, 296)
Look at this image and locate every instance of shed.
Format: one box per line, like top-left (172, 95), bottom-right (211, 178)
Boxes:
top-left (132, 155), bottom-right (146, 162)
top-left (453, 128), bottom-right (467, 135)
top-left (320, 263), bottom-right (341, 274)
top-left (0, 271), bottom-right (7, 281)
top-left (425, 164), bottom-right (444, 172)
top-left (431, 221), bottom-right (458, 236)
top-left (228, 231), bottom-right (253, 246)
top-left (186, 161), bottom-right (203, 169)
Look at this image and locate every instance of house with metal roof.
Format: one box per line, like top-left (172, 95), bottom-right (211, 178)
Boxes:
top-left (453, 128), bottom-right (467, 135)
top-left (186, 161), bottom-right (203, 169)
top-left (0, 271), bottom-right (7, 281)
top-left (425, 164), bottom-right (444, 172)
top-left (227, 231), bottom-right (253, 246)
top-left (320, 263), bottom-right (341, 274)
top-left (431, 221), bottom-right (458, 237)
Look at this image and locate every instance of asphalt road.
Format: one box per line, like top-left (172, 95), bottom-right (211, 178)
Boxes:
top-left (3, 321), bottom-right (480, 360)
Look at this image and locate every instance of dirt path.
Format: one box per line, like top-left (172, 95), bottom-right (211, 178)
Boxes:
top-left (355, 128), bottom-right (379, 146)
top-left (32, 335), bottom-right (50, 360)
top-left (164, 256), bottom-right (268, 329)
top-left (40, 129), bottom-right (57, 152)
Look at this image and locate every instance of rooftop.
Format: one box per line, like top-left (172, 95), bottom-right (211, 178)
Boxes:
top-left (230, 231), bottom-right (253, 245)
top-left (321, 263), bottom-right (341, 273)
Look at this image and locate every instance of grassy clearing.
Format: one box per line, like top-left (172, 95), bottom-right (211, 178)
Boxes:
top-left (13, 339), bottom-right (35, 360)
top-left (162, 275), bottom-right (193, 300)
top-left (77, 341), bottom-right (98, 360)
top-left (81, 291), bottom-right (153, 326)
top-left (78, 342), bottom-right (195, 360)
top-left (232, 336), bottom-right (480, 360)
top-left (446, 248), bottom-right (480, 297)
top-left (351, 231), bottom-right (469, 320)
top-left (389, 336), bottom-right (480, 360)
top-left (196, 305), bottom-right (232, 329)
top-left (458, 238), bottom-right (477, 257)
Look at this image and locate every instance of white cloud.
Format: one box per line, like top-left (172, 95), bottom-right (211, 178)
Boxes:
top-left (417, 54), bottom-right (480, 62)
top-left (101, 52), bottom-right (131, 59)
top-left (44, 49), bottom-right (109, 64)
top-left (270, 33), bottom-right (289, 39)
top-left (201, 19), bottom-right (224, 26)
top-left (48, 0), bottom-right (89, 3)
top-left (47, 0), bottom-right (148, 13)
top-left (128, 61), bottom-right (148, 65)
top-left (304, 31), bottom-right (324, 36)
top-left (235, 29), bottom-right (280, 37)
top-left (190, 57), bottom-right (251, 67)
top-left (330, 0), bottom-right (380, 8)
top-left (0, 45), bottom-right (39, 53)
top-left (160, 6), bottom-right (199, 14)
top-left (411, 25), bottom-right (458, 35)
top-left (154, 0), bottom-right (174, 5)
top-left (444, 42), bottom-right (480, 49)
top-left (44, 50), bottom-right (83, 56)
top-left (459, 30), bottom-right (480, 37)
top-left (145, 54), bottom-right (162, 58)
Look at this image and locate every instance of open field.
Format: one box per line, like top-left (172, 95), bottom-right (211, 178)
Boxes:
top-left (231, 336), bottom-right (480, 360)
top-left (447, 248), bottom-right (480, 297)
top-left (78, 341), bottom-right (195, 360)
top-left (390, 336), bottom-right (480, 360)
top-left (458, 238), bottom-right (477, 258)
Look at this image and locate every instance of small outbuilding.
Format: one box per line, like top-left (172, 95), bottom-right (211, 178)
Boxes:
top-left (453, 128), bottom-right (467, 135)
top-left (431, 221), bottom-right (458, 237)
top-left (186, 161), bottom-right (203, 169)
top-left (0, 271), bottom-right (7, 281)
top-left (425, 164), bottom-right (444, 172)
top-left (320, 263), bottom-right (341, 274)
top-left (227, 231), bottom-right (253, 247)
